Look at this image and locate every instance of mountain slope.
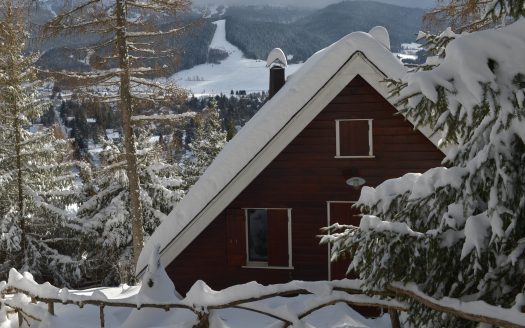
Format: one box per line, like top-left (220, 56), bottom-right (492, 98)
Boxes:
top-left (225, 1), bottom-right (424, 62)
top-left (298, 1), bottom-right (425, 51)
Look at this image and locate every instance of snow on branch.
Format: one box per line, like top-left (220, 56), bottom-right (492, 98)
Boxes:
top-left (126, 26), bottom-right (186, 39)
top-left (131, 112), bottom-right (196, 124)
top-left (389, 282), bottom-right (525, 328)
top-left (359, 215), bottom-right (425, 238)
top-left (357, 167), bottom-right (467, 212)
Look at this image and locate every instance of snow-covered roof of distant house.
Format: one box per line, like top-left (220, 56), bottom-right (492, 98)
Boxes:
top-left (105, 129), bottom-right (120, 140)
top-left (137, 27), bottom-right (444, 275)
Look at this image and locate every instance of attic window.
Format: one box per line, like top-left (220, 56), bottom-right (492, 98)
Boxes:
top-left (335, 119), bottom-right (374, 158)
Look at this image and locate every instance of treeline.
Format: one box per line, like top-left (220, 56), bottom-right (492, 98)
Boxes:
top-left (50, 92), bottom-right (268, 165)
top-left (225, 17), bottom-right (325, 63)
top-left (224, 5), bottom-right (312, 23)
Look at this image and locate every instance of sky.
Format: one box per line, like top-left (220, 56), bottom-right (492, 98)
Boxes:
top-left (193, 0), bottom-right (437, 9)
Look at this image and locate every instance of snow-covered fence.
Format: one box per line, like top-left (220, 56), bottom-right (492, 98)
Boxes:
top-left (0, 268), bottom-right (405, 328)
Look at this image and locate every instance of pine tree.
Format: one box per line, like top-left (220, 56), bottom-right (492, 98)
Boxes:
top-left (181, 100), bottom-right (227, 191)
top-left (0, 2), bottom-right (83, 286)
top-left (325, 3), bottom-right (525, 327)
top-left (78, 129), bottom-right (184, 284)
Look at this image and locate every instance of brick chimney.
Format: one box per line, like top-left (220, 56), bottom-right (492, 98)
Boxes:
top-left (266, 48), bottom-right (288, 99)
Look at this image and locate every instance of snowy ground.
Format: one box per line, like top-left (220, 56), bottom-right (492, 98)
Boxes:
top-left (161, 20), bottom-right (303, 96)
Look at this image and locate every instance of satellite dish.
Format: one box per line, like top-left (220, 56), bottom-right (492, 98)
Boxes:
top-left (346, 177), bottom-right (366, 189)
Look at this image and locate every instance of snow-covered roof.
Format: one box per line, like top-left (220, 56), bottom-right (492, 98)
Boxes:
top-left (137, 27), bottom-right (441, 275)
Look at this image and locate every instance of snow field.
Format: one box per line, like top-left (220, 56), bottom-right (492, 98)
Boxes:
top-left (163, 20), bottom-right (303, 96)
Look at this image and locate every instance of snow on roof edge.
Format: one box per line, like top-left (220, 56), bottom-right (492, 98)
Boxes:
top-left (137, 29), bottom-right (408, 275)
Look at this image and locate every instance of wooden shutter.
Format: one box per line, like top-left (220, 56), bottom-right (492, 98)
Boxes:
top-left (267, 209), bottom-right (289, 267)
top-left (226, 208), bottom-right (246, 266)
top-left (339, 120), bottom-right (370, 156)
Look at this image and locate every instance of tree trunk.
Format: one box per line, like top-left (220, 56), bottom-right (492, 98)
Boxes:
top-left (14, 110), bottom-right (26, 257)
top-left (115, 0), bottom-right (144, 271)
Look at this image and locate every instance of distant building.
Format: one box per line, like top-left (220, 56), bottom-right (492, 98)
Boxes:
top-left (105, 129), bottom-right (121, 143)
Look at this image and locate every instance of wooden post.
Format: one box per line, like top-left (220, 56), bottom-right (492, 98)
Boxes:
top-left (48, 302), bottom-right (55, 315)
top-left (17, 311), bottom-right (22, 327)
top-left (99, 305), bottom-right (105, 328)
top-left (389, 309), bottom-right (401, 328)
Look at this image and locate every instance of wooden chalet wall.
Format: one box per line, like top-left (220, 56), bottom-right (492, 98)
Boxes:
top-left (166, 76), bottom-right (444, 294)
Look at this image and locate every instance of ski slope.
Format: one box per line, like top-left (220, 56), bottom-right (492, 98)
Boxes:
top-left (165, 19), bottom-right (303, 96)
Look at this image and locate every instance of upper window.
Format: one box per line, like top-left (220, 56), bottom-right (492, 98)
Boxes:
top-left (335, 119), bottom-right (374, 158)
top-left (246, 208), bottom-right (291, 268)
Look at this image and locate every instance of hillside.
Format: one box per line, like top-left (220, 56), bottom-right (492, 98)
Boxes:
top-left (33, 1), bottom-right (425, 76)
top-left (225, 1), bottom-right (425, 62)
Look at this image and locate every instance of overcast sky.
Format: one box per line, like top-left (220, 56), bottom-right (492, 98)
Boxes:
top-left (193, 0), bottom-right (437, 9)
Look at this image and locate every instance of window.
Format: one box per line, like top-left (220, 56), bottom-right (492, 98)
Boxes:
top-left (226, 208), bottom-right (292, 268)
top-left (247, 209), bottom-right (268, 262)
top-left (246, 209), bottom-right (291, 267)
top-left (335, 119), bottom-right (374, 158)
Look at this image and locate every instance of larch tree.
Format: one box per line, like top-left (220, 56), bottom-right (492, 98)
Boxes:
top-left (0, 1), bottom-right (83, 286)
top-left (181, 100), bottom-right (227, 192)
top-left (324, 1), bottom-right (525, 327)
top-left (43, 0), bottom-right (191, 267)
top-left (425, 0), bottom-right (525, 31)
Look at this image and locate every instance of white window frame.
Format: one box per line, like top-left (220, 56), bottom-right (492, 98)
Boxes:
top-left (335, 119), bottom-right (374, 158)
top-left (242, 208), bottom-right (294, 270)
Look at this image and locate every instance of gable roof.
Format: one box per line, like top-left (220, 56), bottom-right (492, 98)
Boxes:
top-left (136, 27), bottom-right (443, 276)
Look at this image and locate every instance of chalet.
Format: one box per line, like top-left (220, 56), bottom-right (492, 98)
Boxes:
top-left (136, 27), bottom-right (445, 294)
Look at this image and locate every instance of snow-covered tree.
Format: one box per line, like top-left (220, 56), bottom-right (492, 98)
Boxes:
top-left (181, 101), bottom-right (227, 191)
top-left (44, 0), bottom-right (190, 266)
top-left (427, 0), bottom-right (525, 31)
top-left (0, 2), bottom-right (83, 286)
top-left (78, 129), bottom-right (184, 284)
top-left (324, 4), bottom-right (525, 327)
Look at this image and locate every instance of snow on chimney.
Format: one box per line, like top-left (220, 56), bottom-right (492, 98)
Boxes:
top-left (266, 48), bottom-right (288, 99)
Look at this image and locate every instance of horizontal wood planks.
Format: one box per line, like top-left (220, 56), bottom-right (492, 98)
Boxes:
top-left (166, 75), bottom-right (444, 294)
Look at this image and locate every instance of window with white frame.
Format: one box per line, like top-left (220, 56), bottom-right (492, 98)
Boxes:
top-left (335, 119), bottom-right (373, 158)
top-left (245, 208), bottom-right (292, 268)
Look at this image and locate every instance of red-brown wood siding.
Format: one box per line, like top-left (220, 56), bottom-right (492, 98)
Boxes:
top-left (166, 75), bottom-right (444, 294)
